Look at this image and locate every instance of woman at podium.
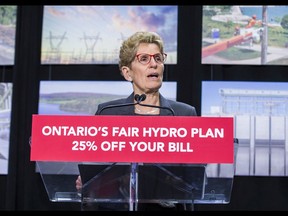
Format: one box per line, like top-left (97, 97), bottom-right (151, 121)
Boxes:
top-left (76, 31), bottom-right (197, 211)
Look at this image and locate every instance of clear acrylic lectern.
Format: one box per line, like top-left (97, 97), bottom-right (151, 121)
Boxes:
top-left (35, 140), bottom-right (238, 211)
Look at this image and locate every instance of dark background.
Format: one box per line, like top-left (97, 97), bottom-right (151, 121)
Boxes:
top-left (1, 5), bottom-right (288, 211)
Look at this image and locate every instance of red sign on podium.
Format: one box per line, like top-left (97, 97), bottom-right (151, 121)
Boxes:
top-left (30, 115), bottom-right (234, 164)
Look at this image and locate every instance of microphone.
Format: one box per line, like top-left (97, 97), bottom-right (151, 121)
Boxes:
top-left (135, 94), bottom-right (175, 116)
top-left (98, 94), bottom-right (146, 114)
top-left (134, 94), bottom-right (146, 103)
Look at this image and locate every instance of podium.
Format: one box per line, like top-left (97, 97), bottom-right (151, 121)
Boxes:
top-left (36, 138), bottom-right (238, 211)
top-left (32, 115), bottom-right (236, 211)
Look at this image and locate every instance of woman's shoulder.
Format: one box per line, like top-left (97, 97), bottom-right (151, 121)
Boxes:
top-left (168, 99), bottom-right (194, 109)
top-left (99, 98), bottom-right (127, 107)
top-left (168, 99), bottom-right (197, 116)
top-left (95, 97), bottom-right (130, 115)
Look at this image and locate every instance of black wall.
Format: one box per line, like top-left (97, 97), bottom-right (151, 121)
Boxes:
top-left (0, 5), bottom-right (288, 211)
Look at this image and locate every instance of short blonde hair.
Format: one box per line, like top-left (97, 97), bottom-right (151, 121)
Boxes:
top-left (119, 31), bottom-right (164, 71)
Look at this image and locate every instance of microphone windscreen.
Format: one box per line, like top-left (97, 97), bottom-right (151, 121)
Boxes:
top-left (134, 94), bottom-right (140, 101)
top-left (139, 94), bottom-right (146, 102)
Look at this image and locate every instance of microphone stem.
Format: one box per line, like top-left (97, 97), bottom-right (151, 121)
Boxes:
top-left (98, 102), bottom-right (137, 114)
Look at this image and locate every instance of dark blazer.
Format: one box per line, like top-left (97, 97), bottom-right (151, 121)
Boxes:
top-left (96, 93), bottom-right (197, 116)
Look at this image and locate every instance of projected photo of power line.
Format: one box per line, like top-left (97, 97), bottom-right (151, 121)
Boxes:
top-left (41, 6), bottom-right (178, 65)
top-left (0, 83), bottom-right (13, 174)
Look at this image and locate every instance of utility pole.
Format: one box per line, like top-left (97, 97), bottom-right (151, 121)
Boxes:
top-left (261, 5), bottom-right (268, 64)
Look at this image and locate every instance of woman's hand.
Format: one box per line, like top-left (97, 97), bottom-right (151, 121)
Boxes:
top-left (75, 175), bottom-right (82, 191)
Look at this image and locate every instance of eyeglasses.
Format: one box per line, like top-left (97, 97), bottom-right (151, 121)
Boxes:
top-left (135, 53), bottom-right (167, 65)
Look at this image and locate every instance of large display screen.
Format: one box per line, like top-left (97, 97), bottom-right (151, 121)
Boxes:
top-left (0, 6), bottom-right (17, 66)
top-left (41, 6), bottom-right (178, 65)
top-left (0, 82), bottom-right (13, 174)
top-left (38, 80), bottom-right (177, 115)
top-left (202, 81), bottom-right (288, 176)
top-left (202, 5), bottom-right (288, 65)
top-left (37, 80), bottom-right (177, 174)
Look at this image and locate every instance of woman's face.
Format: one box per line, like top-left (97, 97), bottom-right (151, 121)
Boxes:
top-left (123, 43), bottom-right (164, 94)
